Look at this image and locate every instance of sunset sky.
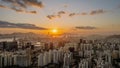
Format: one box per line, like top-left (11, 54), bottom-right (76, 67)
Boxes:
top-left (0, 0), bottom-right (120, 35)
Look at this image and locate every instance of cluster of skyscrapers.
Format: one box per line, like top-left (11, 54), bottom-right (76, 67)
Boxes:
top-left (0, 38), bottom-right (120, 68)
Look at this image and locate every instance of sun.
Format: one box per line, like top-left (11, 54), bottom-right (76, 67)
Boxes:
top-left (51, 29), bottom-right (58, 33)
top-left (48, 28), bottom-right (63, 37)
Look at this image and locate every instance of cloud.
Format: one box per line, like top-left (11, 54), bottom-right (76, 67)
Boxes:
top-left (75, 26), bottom-right (97, 30)
top-left (81, 12), bottom-right (88, 15)
top-left (10, 7), bottom-right (37, 14)
top-left (0, 21), bottom-right (47, 30)
top-left (47, 15), bottom-right (56, 20)
top-left (58, 11), bottom-right (66, 15)
top-left (69, 13), bottom-right (79, 17)
top-left (63, 4), bottom-right (68, 8)
top-left (25, 0), bottom-right (44, 8)
top-left (46, 9), bottom-right (107, 20)
top-left (46, 11), bottom-right (66, 19)
top-left (47, 10), bottom-right (79, 19)
top-left (11, 7), bottom-right (24, 12)
top-left (0, 0), bottom-right (44, 14)
top-left (57, 11), bottom-right (66, 18)
top-left (90, 9), bottom-right (106, 15)
top-left (47, 11), bottom-right (80, 19)
top-left (27, 11), bottom-right (37, 14)
top-left (68, 9), bottom-right (106, 17)
top-left (69, 13), bottom-right (76, 17)
top-left (0, 4), bottom-right (6, 8)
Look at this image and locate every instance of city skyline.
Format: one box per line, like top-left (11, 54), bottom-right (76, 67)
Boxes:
top-left (0, 0), bottom-right (120, 35)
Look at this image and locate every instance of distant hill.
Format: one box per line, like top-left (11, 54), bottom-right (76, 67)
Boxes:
top-left (0, 32), bottom-right (45, 39)
top-left (106, 35), bottom-right (120, 39)
top-left (105, 35), bottom-right (120, 43)
top-left (85, 34), bottom-right (106, 40)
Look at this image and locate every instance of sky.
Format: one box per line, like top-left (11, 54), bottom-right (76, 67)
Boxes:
top-left (0, 0), bottom-right (120, 35)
